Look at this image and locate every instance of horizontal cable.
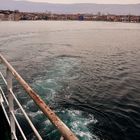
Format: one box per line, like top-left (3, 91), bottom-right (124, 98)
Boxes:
top-left (0, 71), bottom-right (7, 86)
top-left (11, 111), bottom-right (27, 140)
top-left (0, 71), bottom-right (42, 140)
top-left (10, 89), bottom-right (42, 140)
top-left (0, 102), bottom-right (10, 125)
top-left (0, 86), bottom-right (9, 106)
top-left (0, 54), bottom-right (78, 140)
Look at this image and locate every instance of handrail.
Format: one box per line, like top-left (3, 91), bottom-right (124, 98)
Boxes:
top-left (10, 88), bottom-right (42, 140)
top-left (0, 53), bottom-right (78, 140)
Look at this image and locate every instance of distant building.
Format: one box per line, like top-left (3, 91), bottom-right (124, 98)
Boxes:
top-left (0, 10), bottom-right (140, 23)
top-left (0, 13), bottom-right (5, 21)
top-left (78, 15), bottom-right (84, 21)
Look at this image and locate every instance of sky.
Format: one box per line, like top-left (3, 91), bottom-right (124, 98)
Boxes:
top-left (24, 0), bottom-right (140, 4)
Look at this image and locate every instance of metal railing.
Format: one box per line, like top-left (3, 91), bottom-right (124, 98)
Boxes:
top-left (0, 53), bottom-right (78, 140)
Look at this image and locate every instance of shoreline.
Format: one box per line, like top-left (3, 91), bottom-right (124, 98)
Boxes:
top-left (0, 10), bottom-right (140, 23)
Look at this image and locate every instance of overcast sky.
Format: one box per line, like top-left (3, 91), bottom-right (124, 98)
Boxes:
top-left (24, 0), bottom-right (140, 4)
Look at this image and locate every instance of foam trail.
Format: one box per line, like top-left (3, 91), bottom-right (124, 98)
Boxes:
top-left (24, 56), bottom-right (99, 139)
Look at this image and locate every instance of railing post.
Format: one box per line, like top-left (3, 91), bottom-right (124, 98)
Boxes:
top-left (6, 68), bottom-right (15, 140)
top-left (0, 54), bottom-right (79, 140)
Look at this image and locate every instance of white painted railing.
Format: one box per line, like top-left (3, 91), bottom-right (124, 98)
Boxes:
top-left (0, 53), bottom-right (78, 140)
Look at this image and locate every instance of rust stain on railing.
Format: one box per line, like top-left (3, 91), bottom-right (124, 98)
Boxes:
top-left (0, 53), bottom-right (79, 140)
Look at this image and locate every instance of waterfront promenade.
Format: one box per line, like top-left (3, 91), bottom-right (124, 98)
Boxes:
top-left (0, 10), bottom-right (140, 23)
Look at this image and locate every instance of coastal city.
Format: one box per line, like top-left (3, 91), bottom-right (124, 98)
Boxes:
top-left (0, 10), bottom-right (140, 22)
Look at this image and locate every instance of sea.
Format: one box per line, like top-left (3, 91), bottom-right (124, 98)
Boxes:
top-left (0, 21), bottom-right (140, 140)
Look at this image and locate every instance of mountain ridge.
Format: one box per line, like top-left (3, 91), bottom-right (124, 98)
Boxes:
top-left (0, 0), bottom-right (140, 15)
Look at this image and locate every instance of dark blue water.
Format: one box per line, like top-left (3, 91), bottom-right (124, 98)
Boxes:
top-left (0, 21), bottom-right (140, 140)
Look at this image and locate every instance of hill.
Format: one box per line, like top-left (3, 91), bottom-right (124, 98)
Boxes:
top-left (0, 0), bottom-right (140, 15)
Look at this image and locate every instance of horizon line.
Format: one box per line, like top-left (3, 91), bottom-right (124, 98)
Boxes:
top-left (14, 0), bottom-right (140, 5)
